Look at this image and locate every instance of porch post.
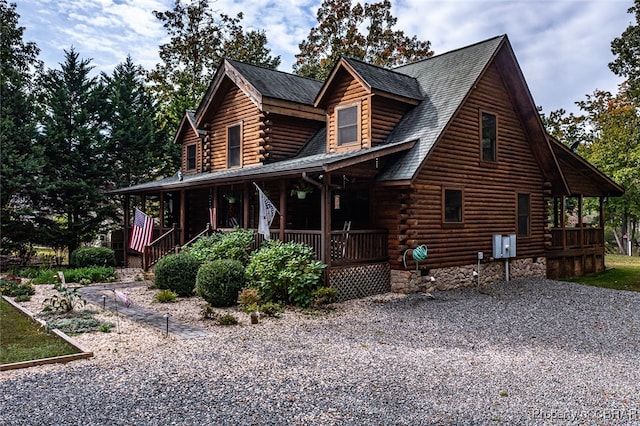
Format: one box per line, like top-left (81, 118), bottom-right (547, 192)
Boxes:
top-left (561, 196), bottom-right (566, 249)
top-left (180, 189), bottom-right (186, 245)
top-left (123, 195), bottom-right (130, 268)
top-left (322, 173), bottom-right (332, 266)
top-left (578, 194), bottom-right (584, 246)
top-left (243, 182), bottom-right (249, 229)
top-left (212, 187), bottom-right (218, 230)
top-left (553, 197), bottom-right (559, 228)
top-left (279, 180), bottom-right (286, 241)
top-left (599, 196), bottom-right (605, 229)
top-left (159, 192), bottom-right (165, 229)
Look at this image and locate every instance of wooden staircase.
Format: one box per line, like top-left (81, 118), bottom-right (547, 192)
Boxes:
top-left (142, 225), bottom-right (213, 270)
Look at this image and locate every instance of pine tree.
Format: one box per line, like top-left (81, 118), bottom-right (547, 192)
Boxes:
top-left (0, 0), bottom-right (44, 255)
top-left (37, 48), bottom-right (113, 254)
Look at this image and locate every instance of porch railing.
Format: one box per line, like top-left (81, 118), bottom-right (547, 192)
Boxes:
top-left (143, 225), bottom-right (177, 270)
top-left (549, 227), bottom-right (604, 251)
top-left (330, 229), bottom-right (388, 265)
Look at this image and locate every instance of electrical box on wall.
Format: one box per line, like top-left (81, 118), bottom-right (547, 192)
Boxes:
top-left (492, 234), bottom-right (516, 259)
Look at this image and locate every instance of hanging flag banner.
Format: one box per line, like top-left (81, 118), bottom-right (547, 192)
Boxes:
top-left (129, 208), bottom-right (153, 253)
top-left (254, 183), bottom-right (279, 240)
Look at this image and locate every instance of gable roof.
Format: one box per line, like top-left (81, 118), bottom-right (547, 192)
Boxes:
top-left (374, 35), bottom-right (569, 194)
top-left (173, 110), bottom-right (205, 144)
top-left (195, 59), bottom-right (323, 126)
top-left (549, 136), bottom-right (624, 197)
top-left (315, 56), bottom-right (423, 106)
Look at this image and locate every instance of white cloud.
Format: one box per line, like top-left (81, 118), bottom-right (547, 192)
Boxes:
top-left (16, 0), bottom-right (632, 114)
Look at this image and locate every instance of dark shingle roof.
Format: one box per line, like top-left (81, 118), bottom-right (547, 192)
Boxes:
top-left (226, 60), bottom-right (323, 106)
top-left (341, 57), bottom-right (423, 101)
top-left (376, 35), bottom-right (506, 181)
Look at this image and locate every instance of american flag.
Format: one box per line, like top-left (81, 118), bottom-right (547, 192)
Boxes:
top-left (129, 208), bottom-right (153, 253)
top-left (254, 183), bottom-right (278, 240)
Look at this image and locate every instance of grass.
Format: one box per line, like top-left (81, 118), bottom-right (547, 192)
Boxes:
top-left (566, 254), bottom-right (640, 292)
top-left (0, 297), bottom-right (79, 365)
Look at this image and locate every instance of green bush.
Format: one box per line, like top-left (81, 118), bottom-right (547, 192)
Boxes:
top-left (217, 313), bottom-right (239, 326)
top-left (153, 289), bottom-right (178, 303)
top-left (312, 286), bottom-right (340, 306)
top-left (185, 229), bottom-right (255, 264)
top-left (0, 275), bottom-right (35, 297)
top-left (64, 267), bottom-right (116, 284)
top-left (154, 253), bottom-right (199, 297)
top-left (70, 247), bottom-right (116, 268)
top-left (245, 241), bottom-right (326, 307)
top-left (196, 259), bottom-right (245, 307)
top-left (259, 301), bottom-right (284, 317)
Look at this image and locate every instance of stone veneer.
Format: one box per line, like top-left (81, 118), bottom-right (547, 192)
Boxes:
top-left (391, 257), bottom-right (547, 294)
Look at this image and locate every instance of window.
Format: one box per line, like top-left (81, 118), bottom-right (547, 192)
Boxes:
top-left (186, 144), bottom-right (196, 170)
top-left (337, 105), bottom-right (358, 146)
top-left (227, 124), bottom-right (241, 168)
top-left (518, 193), bottom-right (531, 237)
top-left (444, 189), bottom-right (463, 223)
top-left (481, 112), bottom-right (496, 162)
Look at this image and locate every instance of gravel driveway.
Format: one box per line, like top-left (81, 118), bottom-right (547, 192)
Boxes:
top-left (2, 278), bottom-right (639, 425)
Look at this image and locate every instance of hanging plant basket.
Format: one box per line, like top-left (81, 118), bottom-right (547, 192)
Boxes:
top-left (296, 191), bottom-right (308, 200)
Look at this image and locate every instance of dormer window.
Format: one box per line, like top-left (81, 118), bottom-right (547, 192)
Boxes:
top-left (186, 144), bottom-right (197, 171)
top-left (337, 104), bottom-right (359, 146)
top-left (227, 123), bottom-right (242, 168)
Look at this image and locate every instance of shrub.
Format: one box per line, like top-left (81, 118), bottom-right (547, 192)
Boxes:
top-left (185, 228), bottom-right (255, 264)
top-left (259, 301), bottom-right (283, 317)
top-left (154, 253), bottom-right (199, 297)
top-left (312, 286), bottom-right (340, 306)
top-left (245, 241), bottom-right (326, 307)
top-left (200, 303), bottom-right (218, 320)
top-left (42, 286), bottom-right (86, 313)
top-left (195, 259), bottom-right (245, 307)
top-left (218, 313), bottom-right (239, 326)
top-left (0, 275), bottom-right (35, 297)
top-left (238, 288), bottom-right (260, 307)
top-left (70, 247), bottom-right (116, 268)
top-left (64, 267), bottom-right (116, 284)
top-left (153, 289), bottom-right (178, 303)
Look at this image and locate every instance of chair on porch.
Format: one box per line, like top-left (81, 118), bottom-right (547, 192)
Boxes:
top-left (331, 221), bottom-right (351, 261)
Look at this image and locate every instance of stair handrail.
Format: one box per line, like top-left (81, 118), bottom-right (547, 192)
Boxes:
top-left (143, 225), bottom-right (177, 270)
top-left (178, 224), bottom-right (213, 252)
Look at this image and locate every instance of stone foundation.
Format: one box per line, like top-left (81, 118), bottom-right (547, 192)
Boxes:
top-left (391, 257), bottom-right (547, 294)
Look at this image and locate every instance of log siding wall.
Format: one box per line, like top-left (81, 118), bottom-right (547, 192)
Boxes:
top-left (208, 85), bottom-right (262, 170)
top-left (384, 63), bottom-right (548, 270)
top-left (181, 130), bottom-right (202, 175)
top-left (326, 73), bottom-right (370, 152)
top-left (266, 114), bottom-right (323, 161)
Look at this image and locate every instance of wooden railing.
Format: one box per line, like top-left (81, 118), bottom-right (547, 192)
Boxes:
top-left (330, 229), bottom-right (388, 265)
top-left (549, 227), bottom-right (604, 251)
top-left (143, 226), bottom-right (177, 270)
top-left (180, 225), bottom-right (214, 251)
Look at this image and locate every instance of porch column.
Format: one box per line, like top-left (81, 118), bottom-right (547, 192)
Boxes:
top-left (553, 197), bottom-right (559, 228)
top-left (561, 196), bottom-right (566, 249)
top-left (123, 195), bottom-right (130, 268)
top-left (180, 189), bottom-right (186, 245)
top-left (322, 173), bottom-right (332, 266)
top-left (279, 180), bottom-right (286, 241)
top-left (578, 194), bottom-right (584, 246)
top-left (599, 196), bottom-right (605, 229)
top-left (159, 192), bottom-right (165, 229)
top-left (212, 187), bottom-right (218, 230)
top-left (243, 182), bottom-right (249, 229)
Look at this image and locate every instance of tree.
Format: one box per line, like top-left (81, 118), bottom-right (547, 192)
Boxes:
top-left (575, 88), bottom-right (640, 252)
top-left (147, 0), bottom-right (280, 172)
top-left (610, 0), bottom-right (640, 99)
top-left (294, 0), bottom-right (433, 80)
top-left (37, 48), bottom-right (114, 254)
top-left (539, 107), bottom-right (588, 151)
top-left (101, 56), bottom-right (163, 189)
top-left (0, 0), bottom-right (44, 255)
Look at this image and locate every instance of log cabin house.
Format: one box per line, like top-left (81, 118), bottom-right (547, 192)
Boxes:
top-left (110, 35), bottom-right (623, 299)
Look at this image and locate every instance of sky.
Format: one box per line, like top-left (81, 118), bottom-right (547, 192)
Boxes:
top-left (15, 0), bottom-right (634, 115)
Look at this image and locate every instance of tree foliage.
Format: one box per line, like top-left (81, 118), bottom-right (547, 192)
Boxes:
top-left (147, 0), bottom-right (280, 169)
top-left (36, 49), bottom-right (114, 254)
top-left (0, 0), bottom-right (44, 254)
top-left (610, 0), bottom-right (640, 99)
top-left (101, 56), bottom-right (164, 188)
top-left (294, 0), bottom-right (433, 80)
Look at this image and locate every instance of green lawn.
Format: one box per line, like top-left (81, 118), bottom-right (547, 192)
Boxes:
top-left (0, 297), bottom-right (79, 365)
top-left (566, 254), bottom-right (640, 292)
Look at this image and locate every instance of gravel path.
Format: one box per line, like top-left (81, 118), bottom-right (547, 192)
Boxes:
top-left (2, 278), bottom-right (640, 425)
